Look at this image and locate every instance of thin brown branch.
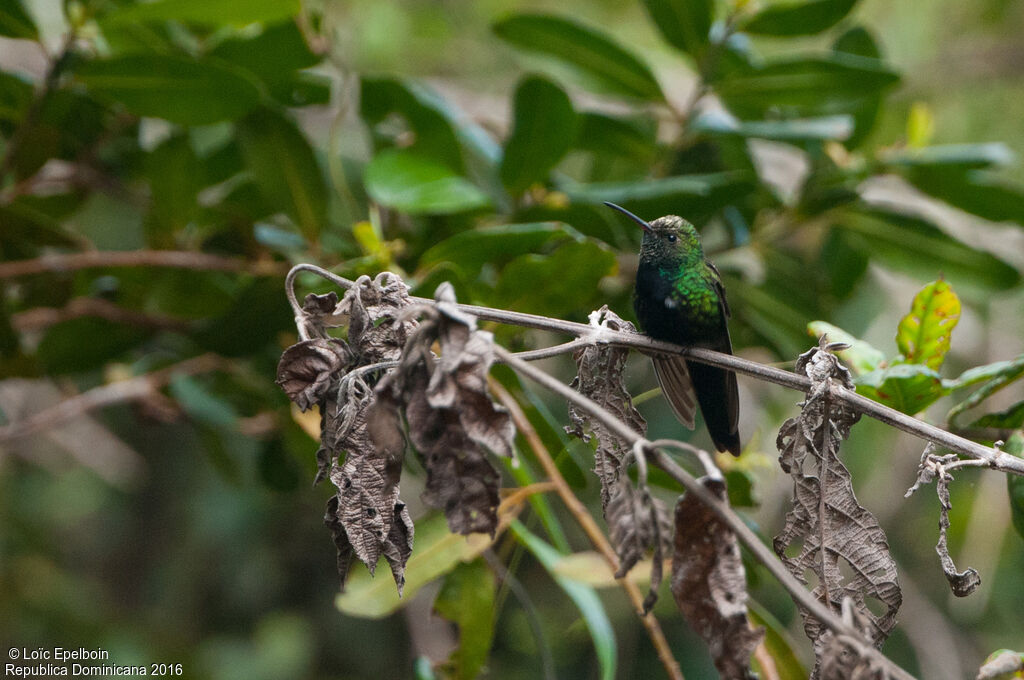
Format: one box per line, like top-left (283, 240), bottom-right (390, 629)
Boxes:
top-left (0, 251), bottom-right (289, 279)
top-left (0, 354), bottom-right (225, 443)
top-left (12, 298), bottom-right (191, 333)
top-left (282, 265), bottom-right (1024, 477)
top-left (494, 345), bottom-right (918, 680)
top-left (490, 379), bottom-right (685, 680)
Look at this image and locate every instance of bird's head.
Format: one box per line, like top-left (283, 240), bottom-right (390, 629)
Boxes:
top-left (604, 203), bottom-right (702, 266)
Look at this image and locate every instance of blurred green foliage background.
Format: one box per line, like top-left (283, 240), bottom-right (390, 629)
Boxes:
top-left (2, 0), bottom-right (1023, 678)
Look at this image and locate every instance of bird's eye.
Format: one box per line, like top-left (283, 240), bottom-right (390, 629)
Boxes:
top-left (666, 233), bottom-right (677, 243)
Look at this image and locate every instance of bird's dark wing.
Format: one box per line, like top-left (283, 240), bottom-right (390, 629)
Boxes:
top-left (652, 355), bottom-right (697, 429)
top-left (703, 258), bottom-right (740, 452)
top-left (705, 259), bottom-right (730, 319)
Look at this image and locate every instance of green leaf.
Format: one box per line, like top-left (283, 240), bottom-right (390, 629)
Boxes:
top-left (806, 321), bottom-right (886, 375)
top-left (419, 222), bottom-right (583, 273)
top-left (194, 278), bottom-right (295, 357)
top-left (895, 279), bottom-right (960, 370)
top-left (748, 602), bottom-right (807, 680)
top-left (360, 77), bottom-right (464, 171)
top-left (0, 70), bottom-right (33, 123)
top-left (363, 149), bottom-right (491, 215)
top-left (76, 55), bottom-right (261, 125)
top-left (101, 0), bottom-right (299, 27)
top-left (501, 75), bottom-right (576, 194)
top-left (509, 521), bottom-right (616, 680)
top-left (37, 317), bottom-right (150, 374)
top-left (1005, 433), bottom-right (1024, 542)
top-left (575, 112), bottom-right (657, 160)
top-left (903, 169), bottom-right (1024, 225)
top-left (236, 107), bottom-right (328, 240)
top-left (880, 143), bottom-right (1015, 172)
top-left (562, 171), bottom-right (753, 225)
top-left (433, 559), bottom-right (496, 680)
top-left (336, 513), bottom-right (495, 619)
top-left (741, 0), bottom-right (859, 36)
top-left (838, 208), bottom-right (1021, 291)
top-left (831, 26), bottom-right (883, 147)
top-left (0, 0), bottom-right (38, 40)
top-left (144, 134), bottom-right (202, 241)
top-left (970, 402), bottom-right (1024, 430)
top-left (855, 363), bottom-right (948, 415)
top-left (494, 240), bottom-right (617, 319)
top-left (493, 13), bottom-right (663, 101)
top-left (168, 374), bottom-right (239, 428)
top-left (209, 21), bottom-right (321, 94)
top-left (641, 0), bottom-right (713, 57)
top-left (717, 54), bottom-right (899, 119)
top-left (946, 355), bottom-right (1024, 423)
top-left (691, 110), bottom-right (854, 142)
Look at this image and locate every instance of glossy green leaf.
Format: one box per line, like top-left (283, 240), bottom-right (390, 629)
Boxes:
top-left (144, 134), bottom-right (202, 241)
top-left (742, 0), bottom-right (859, 36)
top-left (77, 55), bottom-right (261, 125)
top-left (363, 149), bottom-right (491, 215)
top-left (881, 143), bottom-right (1015, 171)
top-left (832, 26), bottom-right (883, 147)
top-left (895, 279), bottom-right (960, 370)
top-left (0, 0), bottom-right (37, 40)
top-left (970, 402), bottom-right (1024, 430)
top-left (1005, 433), bottom-right (1024, 542)
top-left (237, 107), bottom-right (328, 239)
top-left (855, 363), bottom-right (948, 415)
top-left (433, 559), bottom-right (496, 680)
top-left (691, 110), bottom-right (854, 142)
top-left (575, 112), bottom-right (657, 160)
top-left (336, 513), bottom-right (496, 619)
top-left (563, 171), bottom-right (752, 224)
top-left (168, 374), bottom-right (239, 428)
top-left (501, 75), bottom-right (576, 194)
top-left (102, 0), bottom-right (299, 27)
top-left (904, 169), bottom-right (1024, 225)
top-left (494, 240), bottom-right (618, 319)
top-left (419, 222), bottom-right (583, 272)
top-left (37, 317), bottom-right (151, 374)
top-left (807, 321), bottom-right (886, 375)
top-left (209, 21), bottom-right (321, 87)
top-left (717, 54), bottom-right (899, 119)
top-left (641, 0), bottom-right (712, 57)
top-left (510, 521), bottom-right (616, 680)
top-left (0, 200), bottom-right (79, 248)
top-left (493, 14), bottom-right (663, 101)
top-left (839, 208), bottom-right (1021, 291)
top-left (946, 355), bottom-right (1024, 423)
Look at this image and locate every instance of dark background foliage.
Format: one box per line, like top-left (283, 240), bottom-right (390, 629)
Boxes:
top-left (1, 0), bottom-right (1023, 677)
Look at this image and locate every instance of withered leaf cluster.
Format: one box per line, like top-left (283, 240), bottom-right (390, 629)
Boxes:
top-left (774, 339), bottom-right (902, 674)
top-left (672, 477), bottom-right (763, 680)
top-left (369, 283), bottom-right (515, 537)
top-left (565, 308), bottom-right (670, 607)
top-left (566, 306), bottom-right (647, 510)
top-left (278, 277), bottom-right (516, 592)
top-left (276, 273), bottom-right (419, 592)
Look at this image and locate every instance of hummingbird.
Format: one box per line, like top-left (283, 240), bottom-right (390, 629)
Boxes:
top-left (605, 202), bottom-right (741, 456)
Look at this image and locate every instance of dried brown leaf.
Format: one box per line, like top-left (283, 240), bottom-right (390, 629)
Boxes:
top-left (605, 473), bottom-right (672, 611)
top-left (299, 291), bottom-right (341, 338)
top-left (672, 476), bottom-right (763, 679)
top-left (369, 283), bottom-right (514, 536)
top-left (820, 600), bottom-right (890, 680)
top-left (774, 339), bottom-right (901, 673)
top-left (565, 306), bottom-right (647, 511)
top-left (276, 338), bottom-right (351, 411)
top-left (337, 273), bottom-right (417, 364)
top-left (934, 466), bottom-right (981, 597)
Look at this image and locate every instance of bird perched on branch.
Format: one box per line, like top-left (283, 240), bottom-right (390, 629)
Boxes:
top-left (605, 202), bottom-right (741, 456)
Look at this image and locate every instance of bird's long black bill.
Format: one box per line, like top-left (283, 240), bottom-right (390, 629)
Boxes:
top-left (603, 201), bottom-right (651, 232)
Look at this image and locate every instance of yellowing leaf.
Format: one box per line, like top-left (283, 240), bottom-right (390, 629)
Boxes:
top-left (895, 279), bottom-right (960, 370)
